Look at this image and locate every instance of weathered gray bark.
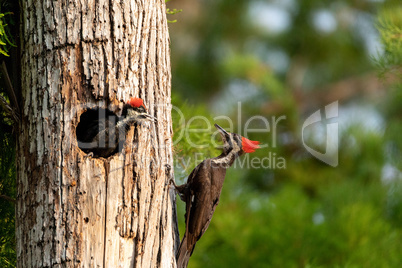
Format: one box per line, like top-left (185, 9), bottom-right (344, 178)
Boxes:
top-left (16, 0), bottom-right (178, 267)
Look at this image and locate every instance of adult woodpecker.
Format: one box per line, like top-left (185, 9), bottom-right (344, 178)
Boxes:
top-left (77, 97), bottom-right (155, 158)
top-left (172, 123), bottom-right (260, 268)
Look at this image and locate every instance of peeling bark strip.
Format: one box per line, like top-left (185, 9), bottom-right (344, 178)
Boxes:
top-left (17, 0), bottom-right (178, 267)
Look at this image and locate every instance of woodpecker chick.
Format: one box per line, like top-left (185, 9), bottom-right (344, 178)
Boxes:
top-left (172, 123), bottom-right (260, 268)
top-left (121, 97), bottom-right (156, 125)
top-left (77, 97), bottom-right (155, 158)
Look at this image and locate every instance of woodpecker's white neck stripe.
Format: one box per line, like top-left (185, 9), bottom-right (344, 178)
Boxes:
top-left (211, 150), bottom-right (236, 165)
top-left (211, 139), bottom-right (241, 167)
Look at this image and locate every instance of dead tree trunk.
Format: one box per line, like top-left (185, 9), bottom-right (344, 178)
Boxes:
top-left (16, 0), bottom-right (178, 267)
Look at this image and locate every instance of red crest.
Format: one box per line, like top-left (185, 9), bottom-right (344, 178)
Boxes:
top-left (241, 137), bottom-right (260, 153)
top-left (127, 97), bottom-right (146, 109)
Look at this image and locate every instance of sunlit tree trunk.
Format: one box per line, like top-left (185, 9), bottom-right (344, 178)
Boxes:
top-left (16, 0), bottom-right (178, 266)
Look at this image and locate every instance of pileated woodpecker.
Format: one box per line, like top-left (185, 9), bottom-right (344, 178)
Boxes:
top-left (172, 123), bottom-right (260, 268)
top-left (76, 97), bottom-right (155, 158)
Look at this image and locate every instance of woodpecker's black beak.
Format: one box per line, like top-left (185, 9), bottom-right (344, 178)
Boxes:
top-left (214, 123), bottom-right (230, 143)
top-left (139, 113), bottom-right (157, 122)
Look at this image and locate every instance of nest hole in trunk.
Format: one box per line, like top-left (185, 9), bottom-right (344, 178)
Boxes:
top-left (76, 108), bottom-right (126, 158)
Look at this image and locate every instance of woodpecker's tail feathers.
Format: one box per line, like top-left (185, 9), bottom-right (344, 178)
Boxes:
top-left (176, 235), bottom-right (192, 268)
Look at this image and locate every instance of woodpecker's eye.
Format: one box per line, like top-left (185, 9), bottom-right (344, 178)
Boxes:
top-left (136, 106), bottom-right (146, 113)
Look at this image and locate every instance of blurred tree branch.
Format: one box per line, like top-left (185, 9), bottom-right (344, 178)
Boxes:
top-left (262, 71), bottom-right (398, 115)
top-left (0, 194), bottom-right (15, 204)
top-left (0, 61), bottom-right (19, 122)
top-left (299, 72), bottom-right (397, 111)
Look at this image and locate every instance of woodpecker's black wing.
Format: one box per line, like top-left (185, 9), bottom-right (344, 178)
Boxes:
top-left (186, 160), bottom-right (212, 243)
top-left (177, 161), bottom-right (207, 268)
top-left (176, 159), bottom-right (227, 268)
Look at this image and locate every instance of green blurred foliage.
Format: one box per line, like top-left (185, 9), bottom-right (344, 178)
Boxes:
top-left (0, 12), bottom-right (14, 57)
top-left (0, 88), bottom-right (16, 267)
top-left (168, 0), bottom-right (402, 267)
top-left (0, 113), bottom-right (16, 268)
top-left (0, 2), bottom-right (17, 267)
top-left (0, 1), bottom-right (16, 58)
top-left (172, 94), bottom-right (220, 180)
top-left (377, 2), bottom-right (402, 172)
top-left (0, 4), bottom-right (16, 266)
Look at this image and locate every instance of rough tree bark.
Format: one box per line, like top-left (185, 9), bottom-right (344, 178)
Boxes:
top-left (16, 0), bottom-right (178, 267)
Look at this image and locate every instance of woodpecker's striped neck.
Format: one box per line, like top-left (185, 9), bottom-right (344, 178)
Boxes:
top-left (211, 150), bottom-right (239, 168)
top-left (211, 136), bottom-right (242, 168)
top-left (117, 116), bottom-right (133, 127)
